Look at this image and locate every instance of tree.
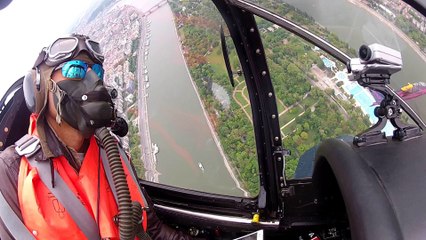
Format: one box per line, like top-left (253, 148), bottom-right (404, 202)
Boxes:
top-left (300, 131), bottom-right (309, 140)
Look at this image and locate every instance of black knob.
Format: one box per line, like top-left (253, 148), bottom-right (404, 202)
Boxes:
top-left (111, 117), bottom-right (128, 137)
top-left (109, 88), bottom-right (118, 99)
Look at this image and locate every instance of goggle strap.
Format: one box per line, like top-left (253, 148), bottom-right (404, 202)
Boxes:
top-left (49, 80), bottom-right (66, 125)
top-left (33, 49), bottom-right (47, 68)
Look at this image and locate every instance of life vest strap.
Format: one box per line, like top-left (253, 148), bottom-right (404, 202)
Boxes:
top-left (16, 134), bottom-right (102, 240)
top-left (28, 154), bottom-right (102, 240)
top-left (100, 148), bottom-right (119, 203)
top-left (0, 191), bottom-right (36, 240)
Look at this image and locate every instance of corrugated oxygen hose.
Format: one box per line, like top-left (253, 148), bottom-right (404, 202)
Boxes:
top-left (132, 202), bottom-right (151, 240)
top-left (96, 127), bottom-right (135, 240)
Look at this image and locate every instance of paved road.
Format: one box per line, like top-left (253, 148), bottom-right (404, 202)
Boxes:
top-left (134, 2), bottom-right (163, 182)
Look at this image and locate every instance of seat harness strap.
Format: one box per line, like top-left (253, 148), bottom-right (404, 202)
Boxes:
top-left (0, 191), bottom-right (36, 240)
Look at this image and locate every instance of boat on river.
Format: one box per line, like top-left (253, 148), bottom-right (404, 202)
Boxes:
top-left (152, 143), bottom-right (159, 155)
top-left (198, 162), bottom-right (205, 173)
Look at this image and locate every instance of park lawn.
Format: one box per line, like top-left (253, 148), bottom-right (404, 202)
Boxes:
top-left (276, 101), bottom-right (286, 114)
top-left (280, 105), bottom-right (304, 124)
top-left (234, 76), bottom-right (242, 85)
top-left (281, 121), bottom-right (296, 135)
top-left (235, 91), bottom-right (248, 106)
top-left (208, 62), bottom-right (226, 77)
top-left (235, 81), bottom-right (246, 92)
top-left (243, 87), bottom-right (249, 101)
top-left (244, 105), bottom-right (253, 118)
top-left (301, 94), bottom-right (316, 109)
top-left (207, 47), bottom-right (239, 74)
top-left (306, 130), bottom-right (317, 146)
top-left (279, 113), bottom-right (288, 127)
top-left (206, 49), bottom-right (227, 75)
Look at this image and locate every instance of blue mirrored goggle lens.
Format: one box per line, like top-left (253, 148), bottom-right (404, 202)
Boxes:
top-left (61, 60), bottom-right (104, 80)
top-left (91, 63), bottom-right (104, 79)
top-left (61, 60), bottom-right (87, 79)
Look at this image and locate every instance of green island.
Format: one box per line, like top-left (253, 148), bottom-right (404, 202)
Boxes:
top-left (128, 38), bottom-right (144, 174)
top-left (169, 0), bottom-right (371, 196)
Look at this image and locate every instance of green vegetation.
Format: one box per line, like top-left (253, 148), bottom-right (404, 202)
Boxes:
top-left (129, 38), bottom-right (140, 74)
top-left (170, 0), bottom-right (371, 194)
top-left (128, 123), bottom-right (144, 176)
top-left (276, 101), bottom-right (286, 114)
top-left (395, 16), bottom-right (426, 52)
top-left (283, 88), bottom-right (370, 176)
top-left (282, 122), bottom-right (296, 136)
top-left (301, 95), bottom-right (317, 109)
top-left (280, 105), bottom-right (304, 124)
top-left (190, 64), bottom-right (259, 194)
top-left (243, 88), bottom-right (249, 101)
top-left (129, 56), bottom-right (137, 74)
top-left (234, 91), bottom-right (246, 106)
top-left (126, 31), bottom-right (143, 177)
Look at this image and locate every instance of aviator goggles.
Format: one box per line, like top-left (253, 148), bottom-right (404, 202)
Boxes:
top-left (43, 36), bottom-right (104, 67)
top-left (55, 60), bottom-right (104, 80)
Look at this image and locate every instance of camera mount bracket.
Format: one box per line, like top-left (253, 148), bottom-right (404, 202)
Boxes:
top-left (353, 76), bottom-right (421, 147)
top-left (348, 44), bottom-right (424, 147)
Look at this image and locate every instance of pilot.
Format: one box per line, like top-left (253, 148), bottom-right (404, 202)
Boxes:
top-left (0, 34), bottom-right (193, 240)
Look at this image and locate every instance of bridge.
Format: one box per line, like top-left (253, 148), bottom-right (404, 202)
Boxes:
top-left (143, 0), bottom-right (167, 16)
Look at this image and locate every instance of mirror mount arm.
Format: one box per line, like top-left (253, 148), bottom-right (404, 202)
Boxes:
top-left (220, 25), bottom-right (235, 88)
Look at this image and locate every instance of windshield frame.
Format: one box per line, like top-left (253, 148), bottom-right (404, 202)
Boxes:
top-left (213, 0), bottom-right (286, 217)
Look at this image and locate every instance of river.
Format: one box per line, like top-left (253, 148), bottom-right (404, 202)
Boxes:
top-left (143, 3), bottom-right (245, 196)
top-left (283, 0), bottom-right (426, 120)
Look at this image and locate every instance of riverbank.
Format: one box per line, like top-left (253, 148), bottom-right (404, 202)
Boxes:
top-left (170, 5), bottom-right (249, 197)
top-left (348, 0), bottom-right (426, 63)
top-left (138, 14), bottom-right (161, 182)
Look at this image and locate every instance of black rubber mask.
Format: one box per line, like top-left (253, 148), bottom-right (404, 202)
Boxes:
top-left (51, 70), bottom-right (115, 137)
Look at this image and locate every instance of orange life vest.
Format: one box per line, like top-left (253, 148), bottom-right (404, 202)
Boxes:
top-left (17, 116), bottom-right (148, 239)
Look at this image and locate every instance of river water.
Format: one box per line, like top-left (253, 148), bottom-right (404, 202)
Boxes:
top-left (145, 4), bottom-right (244, 196)
top-left (282, 0), bottom-right (426, 120)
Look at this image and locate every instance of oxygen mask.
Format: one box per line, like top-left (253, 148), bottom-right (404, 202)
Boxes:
top-left (49, 69), bottom-right (116, 137)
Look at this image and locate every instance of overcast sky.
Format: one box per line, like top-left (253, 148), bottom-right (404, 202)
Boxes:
top-left (0, 0), bottom-right (97, 98)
